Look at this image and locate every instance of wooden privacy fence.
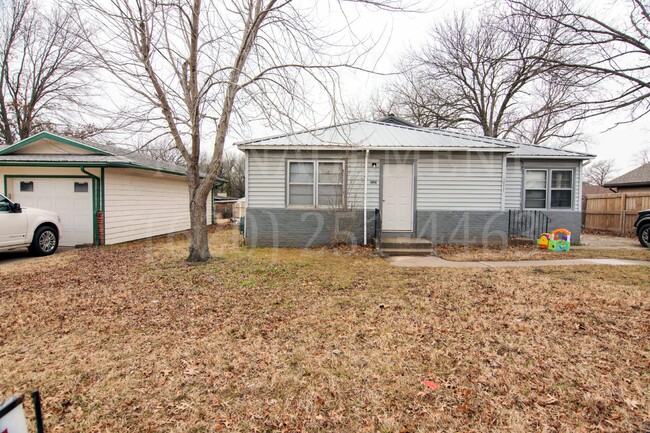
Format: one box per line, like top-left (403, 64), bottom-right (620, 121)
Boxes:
top-left (583, 192), bottom-right (650, 235)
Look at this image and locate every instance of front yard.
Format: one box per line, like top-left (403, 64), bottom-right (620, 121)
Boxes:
top-left (1, 227), bottom-right (649, 432)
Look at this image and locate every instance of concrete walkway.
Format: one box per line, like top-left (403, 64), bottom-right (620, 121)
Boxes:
top-left (388, 256), bottom-right (650, 268)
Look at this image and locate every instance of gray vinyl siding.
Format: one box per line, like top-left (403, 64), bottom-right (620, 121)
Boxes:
top-left (347, 155), bottom-right (380, 209)
top-left (521, 159), bottom-right (582, 211)
top-left (246, 149), bottom-right (582, 213)
top-left (416, 152), bottom-right (503, 210)
top-left (505, 159), bottom-right (523, 209)
top-left (246, 149), bottom-right (380, 210)
top-left (246, 150), bottom-right (285, 208)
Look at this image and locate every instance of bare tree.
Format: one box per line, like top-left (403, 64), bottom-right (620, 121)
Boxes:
top-left (0, 0), bottom-right (94, 145)
top-left (216, 152), bottom-right (245, 198)
top-left (377, 9), bottom-right (593, 146)
top-left (75, 0), bottom-right (409, 262)
top-left (632, 146), bottom-right (650, 166)
top-left (507, 0), bottom-right (650, 124)
top-left (584, 159), bottom-right (617, 186)
top-left (134, 138), bottom-right (186, 166)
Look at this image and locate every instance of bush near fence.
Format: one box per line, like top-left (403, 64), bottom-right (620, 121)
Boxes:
top-left (583, 192), bottom-right (650, 235)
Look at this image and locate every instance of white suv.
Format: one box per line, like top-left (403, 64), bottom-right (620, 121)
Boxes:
top-left (0, 193), bottom-right (63, 256)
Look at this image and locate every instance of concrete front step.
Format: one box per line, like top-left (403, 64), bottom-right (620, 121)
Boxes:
top-left (509, 237), bottom-right (536, 246)
top-left (381, 247), bottom-right (434, 257)
top-left (374, 236), bottom-right (437, 256)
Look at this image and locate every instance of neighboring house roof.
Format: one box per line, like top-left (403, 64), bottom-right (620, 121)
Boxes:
top-left (0, 131), bottom-right (225, 181)
top-left (605, 163), bottom-right (650, 187)
top-left (236, 120), bottom-right (594, 159)
top-left (582, 182), bottom-right (611, 195)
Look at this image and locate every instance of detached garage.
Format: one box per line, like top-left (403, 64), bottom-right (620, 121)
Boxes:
top-left (0, 132), bottom-right (217, 247)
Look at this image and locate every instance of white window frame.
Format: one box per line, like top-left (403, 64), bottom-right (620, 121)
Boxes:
top-left (286, 159), bottom-right (345, 208)
top-left (523, 169), bottom-right (548, 210)
top-left (523, 168), bottom-right (575, 211)
top-left (550, 169), bottom-right (573, 209)
top-left (287, 161), bottom-right (315, 207)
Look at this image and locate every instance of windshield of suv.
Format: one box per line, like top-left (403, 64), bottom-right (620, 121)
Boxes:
top-left (0, 194), bottom-right (11, 212)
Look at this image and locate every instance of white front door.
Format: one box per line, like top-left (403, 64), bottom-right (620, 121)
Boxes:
top-left (381, 163), bottom-right (414, 232)
top-left (12, 178), bottom-right (94, 246)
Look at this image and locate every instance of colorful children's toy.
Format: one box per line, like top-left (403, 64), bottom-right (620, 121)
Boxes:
top-left (548, 228), bottom-right (571, 251)
top-left (537, 233), bottom-right (551, 249)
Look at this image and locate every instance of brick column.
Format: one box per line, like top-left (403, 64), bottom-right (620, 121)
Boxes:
top-left (96, 211), bottom-right (105, 246)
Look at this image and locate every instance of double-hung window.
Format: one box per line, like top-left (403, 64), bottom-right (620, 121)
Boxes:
top-left (287, 160), bottom-right (344, 207)
top-left (550, 170), bottom-right (573, 209)
top-left (524, 169), bottom-right (574, 210)
top-left (288, 162), bottom-right (315, 206)
top-left (524, 170), bottom-right (547, 209)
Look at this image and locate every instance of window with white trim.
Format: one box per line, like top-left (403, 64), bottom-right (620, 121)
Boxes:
top-left (550, 170), bottom-right (573, 209)
top-left (524, 170), bottom-right (547, 209)
top-left (524, 169), bottom-right (574, 210)
top-left (287, 160), bottom-right (344, 207)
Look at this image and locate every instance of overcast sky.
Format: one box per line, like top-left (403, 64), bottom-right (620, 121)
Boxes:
top-left (224, 0), bottom-right (649, 175)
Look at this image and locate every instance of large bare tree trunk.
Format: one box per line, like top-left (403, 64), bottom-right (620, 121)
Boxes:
top-left (188, 186), bottom-right (210, 262)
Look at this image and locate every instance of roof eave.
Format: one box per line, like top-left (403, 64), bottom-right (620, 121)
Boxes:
top-left (604, 181), bottom-right (650, 188)
top-left (238, 144), bottom-right (514, 152)
top-left (507, 154), bottom-right (595, 160)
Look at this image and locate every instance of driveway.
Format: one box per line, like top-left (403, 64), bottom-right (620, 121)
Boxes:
top-left (0, 247), bottom-right (73, 266)
top-left (578, 233), bottom-right (643, 250)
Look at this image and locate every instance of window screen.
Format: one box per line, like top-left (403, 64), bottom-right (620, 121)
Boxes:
top-left (524, 170), bottom-right (547, 209)
top-left (317, 162), bottom-right (343, 207)
top-left (550, 170), bottom-right (572, 209)
top-left (288, 162), bottom-right (314, 205)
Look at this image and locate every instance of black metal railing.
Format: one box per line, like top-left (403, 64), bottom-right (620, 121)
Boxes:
top-left (508, 209), bottom-right (550, 240)
top-left (374, 208), bottom-right (382, 253)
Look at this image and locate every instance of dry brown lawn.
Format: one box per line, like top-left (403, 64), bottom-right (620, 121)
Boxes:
top-left (1, 227), bottom-right (649, 432)
top-left (437, 244), bottom-right (650, 262)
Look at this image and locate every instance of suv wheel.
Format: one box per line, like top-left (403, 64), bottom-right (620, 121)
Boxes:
top-left (639, 224), bottom-right (650, 248)
top-left (29, 226), bottom-right (59, 256)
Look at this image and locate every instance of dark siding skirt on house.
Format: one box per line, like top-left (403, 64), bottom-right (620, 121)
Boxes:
top-left (245, 208), bottom-right (582, 247)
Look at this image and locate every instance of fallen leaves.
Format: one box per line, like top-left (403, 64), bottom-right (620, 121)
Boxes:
top-left (0, 226), bottom-right (648, 432)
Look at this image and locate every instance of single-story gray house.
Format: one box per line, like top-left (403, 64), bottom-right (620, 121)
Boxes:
top-left (236, 117), bottom-right (594, 248)
top-left (0, 131), bottom-right (218, 247)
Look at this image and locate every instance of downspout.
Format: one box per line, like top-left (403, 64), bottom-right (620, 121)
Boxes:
top-left (81, 166), bottom-right (101, 246)
top-left (363, 148), bottom-right (369, 245)
top-left (500, 155), bottom-right (507, 211)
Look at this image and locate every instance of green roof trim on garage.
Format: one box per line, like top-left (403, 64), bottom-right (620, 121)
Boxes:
top-left (0, 131), bottom-right (113, 156)
top-left (0, 131), bottom-right (228, 183)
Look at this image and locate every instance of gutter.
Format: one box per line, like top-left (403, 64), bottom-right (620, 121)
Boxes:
top-left (238, 145), bottom-right (515, 153)
top-left (500, 155), bottom-right (507, 211)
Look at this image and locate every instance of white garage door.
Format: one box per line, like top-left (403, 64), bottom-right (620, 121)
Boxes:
top-left (12, 177), bottom-right (94, 246)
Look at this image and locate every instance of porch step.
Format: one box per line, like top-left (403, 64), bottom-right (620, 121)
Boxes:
top-left (509, 237), bottom-right (536, 246)
top-left (374, 237), bottom-right (437, 256)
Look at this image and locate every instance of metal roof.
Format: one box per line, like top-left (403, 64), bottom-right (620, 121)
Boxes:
top-left (236, 120), bottom-right (594, 159)
top-left (606, 163), bottom-right (650, 187)
top-left (508, 142), bottom-right (595, 159)
top-left (237, 121), bottom-right (516, 151)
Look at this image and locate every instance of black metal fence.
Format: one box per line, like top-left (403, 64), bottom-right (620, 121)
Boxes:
top-left (508, 210), bottom-right (550, 240)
